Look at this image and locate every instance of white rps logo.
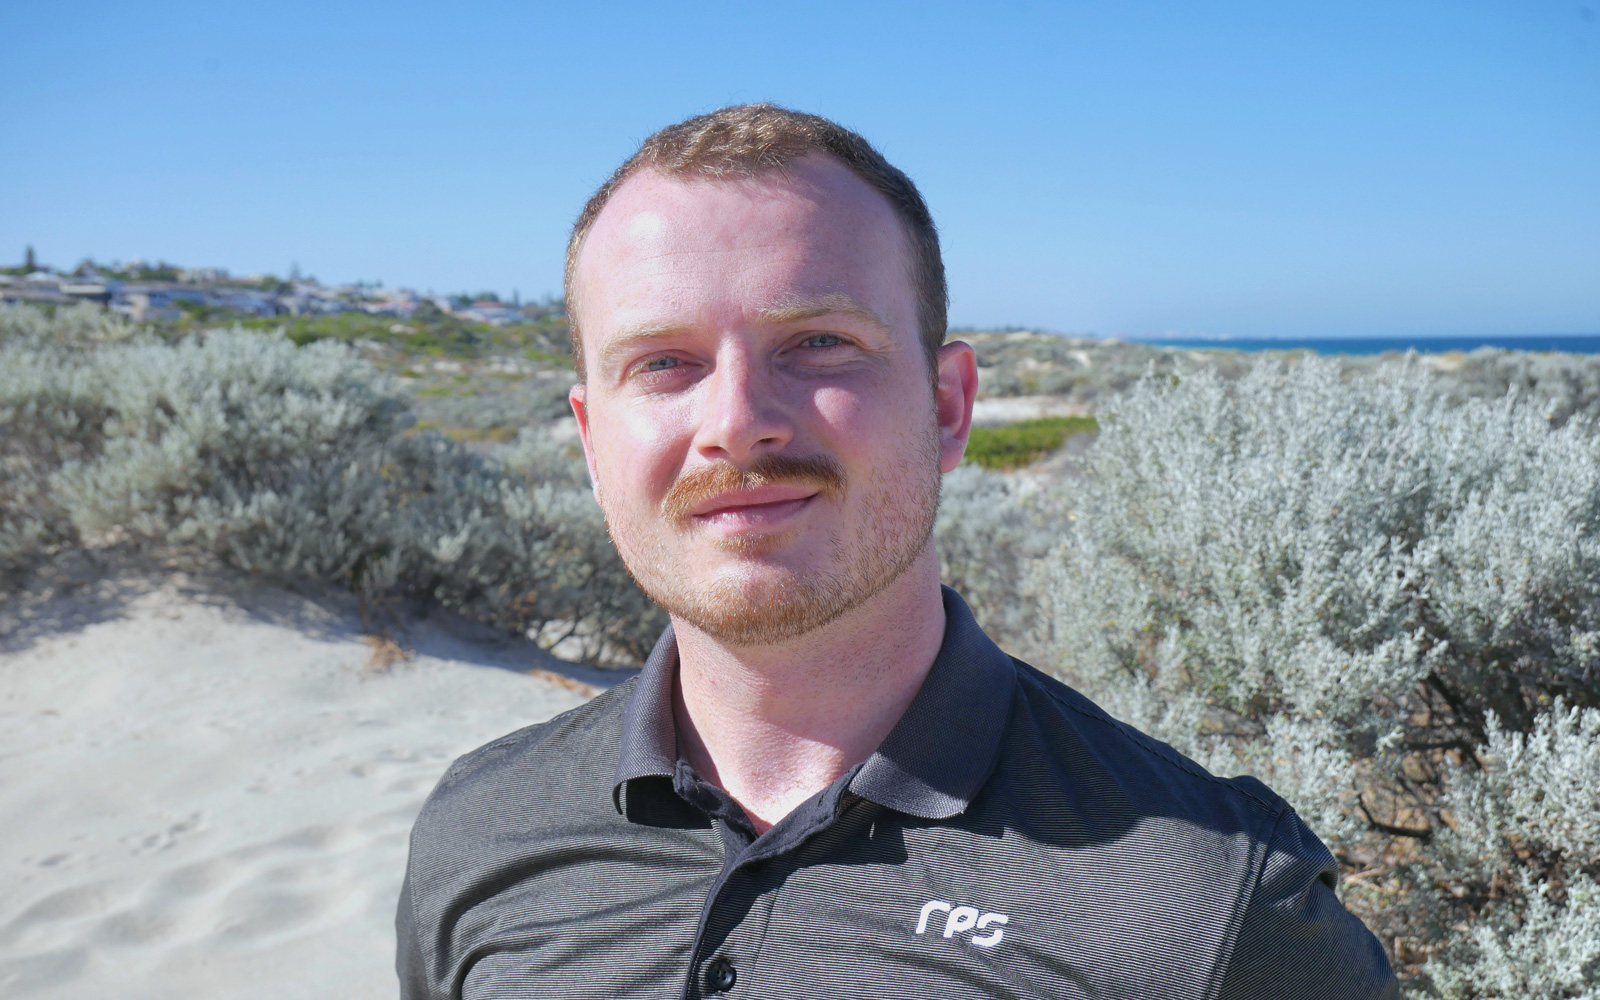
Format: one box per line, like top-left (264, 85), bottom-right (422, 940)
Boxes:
top-left (915, 900), bottom-right (1009, 948)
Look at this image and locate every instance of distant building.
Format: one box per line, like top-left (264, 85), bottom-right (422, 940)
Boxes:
top-left (361, 295), bottom-right (418, 317)
top-left (0, 270), bottom-right (87, 307)
top-left (112, 282), bottom-right (203, 322)
top-left (2, 287), bottom-right (75, 307)
top-left (458, 301), bottom-right (524, 326)
top-left (209, 288), bottom-right (280, 316)
top-left (58, 280), bottom-right (114, 304)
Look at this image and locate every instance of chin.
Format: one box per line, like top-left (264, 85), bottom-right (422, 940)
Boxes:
top-left (696, 560), bottom-right (830, 613)
top-left (653, 562), bottom-right (858, 647)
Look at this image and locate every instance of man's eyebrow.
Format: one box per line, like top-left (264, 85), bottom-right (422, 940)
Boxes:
top-left (757, 294), bottom-right (893, 334)
top-left (595, 322), bottom-right (694, 371)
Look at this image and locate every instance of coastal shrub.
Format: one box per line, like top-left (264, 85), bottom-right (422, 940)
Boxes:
top-left (0, 307), bottom-right (660, 661)
top-left (370, 430), bottom-right (663, 663)
top-left (0, 303), bottom-right (146, 566)
top-left (46, 327), bottom-right (405, 582)
top-left (1044, 358), bottom-right (1600, 993)
top-left (1436, 347), bottom-right (1600, 427)
top-left (961, 330), bottom-right (1600, 433)
top-left (403, 372), bottom-right (575, 437)
top-left (0, 300), bottom-right (143, 348)
top-left (962, 330), bottom-right (1256, 407)
top-left (934, 463), bottom-right (1062, 660)
top-left (1422, 701), bottom-right (1600, 997)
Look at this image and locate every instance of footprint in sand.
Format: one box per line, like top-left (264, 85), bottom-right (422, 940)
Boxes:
top-left (265, 823), bottom-right (363, 853)
top-left (120, 811), bottom-right (207, 855)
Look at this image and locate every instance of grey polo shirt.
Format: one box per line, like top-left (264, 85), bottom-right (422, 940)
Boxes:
top-left (397, 587), bottom-right (1398, 999)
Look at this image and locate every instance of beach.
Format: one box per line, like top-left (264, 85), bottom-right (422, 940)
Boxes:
top-left (0, 566), bottom-right (620, 999)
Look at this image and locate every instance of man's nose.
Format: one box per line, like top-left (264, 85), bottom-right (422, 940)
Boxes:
top-left (692, 346), bottom-right (795, 464)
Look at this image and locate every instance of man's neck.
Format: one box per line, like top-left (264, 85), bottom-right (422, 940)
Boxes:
top-left (669, 550), bottom-right (947, 834)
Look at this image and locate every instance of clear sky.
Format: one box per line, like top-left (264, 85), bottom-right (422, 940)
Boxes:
top-left (3, 1), bottom-right (1596, 338)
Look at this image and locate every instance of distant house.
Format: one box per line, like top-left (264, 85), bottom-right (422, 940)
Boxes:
top-left (112, 282), bottom-right (202, 322)
top-left (209, 288), bottom-right (281, 316)
top-left (361, 297), bottom-right (417, 317)
top-left (59, 279), bottom-right (115, 304)
top-left (278, 285), bottom-right (353, 316)
top-left (459, 301), bottom-right (524, 327)
top-left (2, 287), bottom-right (75, 307)
top-left (1, 271), bottom-right (80, 307)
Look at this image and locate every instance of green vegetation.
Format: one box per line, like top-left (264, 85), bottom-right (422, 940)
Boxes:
top-left (525, 346), bottom-right (576, 369)
top-left (233, 305), bottom-right (570, 363)
top-left (170, 298), bottom-right (244, 326)
top-left (963, 415), bottom-right (1097, 469)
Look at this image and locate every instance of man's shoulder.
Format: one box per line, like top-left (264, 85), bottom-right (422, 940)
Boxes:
top-left (1001, 657), bottom-right (1289, 829)
top-left (414, 677), bottom-right (638, 834)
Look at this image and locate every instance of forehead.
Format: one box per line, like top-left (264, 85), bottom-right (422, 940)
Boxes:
top-left (572, 154), bottom-right (914, 338)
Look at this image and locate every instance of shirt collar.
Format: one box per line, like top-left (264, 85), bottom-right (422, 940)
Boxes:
top-left (611, 586), bottom-right (1017, 820)
top-left (612, 625), bottom-right (681, 798)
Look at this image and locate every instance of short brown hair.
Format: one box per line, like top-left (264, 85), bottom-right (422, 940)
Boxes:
top-left (563, 103), bottom-right (946, 379)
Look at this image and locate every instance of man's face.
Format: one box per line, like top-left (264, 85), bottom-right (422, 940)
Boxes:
top-left (569, 154), bottom-right (969, 646)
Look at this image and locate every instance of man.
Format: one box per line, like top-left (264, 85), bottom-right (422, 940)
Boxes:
top-left (398, 104), bottom-right (1398, 999)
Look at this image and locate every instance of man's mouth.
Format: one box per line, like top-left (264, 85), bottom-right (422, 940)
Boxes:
top-left (689, 486), bottom-right (819, 527)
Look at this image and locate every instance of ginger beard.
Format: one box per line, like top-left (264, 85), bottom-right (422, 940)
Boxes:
top-left (594, 422), bottom-right (943, 647)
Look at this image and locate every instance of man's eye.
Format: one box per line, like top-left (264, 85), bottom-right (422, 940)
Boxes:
top-left (801, 334), bottom-right (845, 348)
top-left (641, 356), bottom-right (681, 373)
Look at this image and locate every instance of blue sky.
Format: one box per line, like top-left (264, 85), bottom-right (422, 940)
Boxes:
top-left (3, 1), bottom-right (1596, 338)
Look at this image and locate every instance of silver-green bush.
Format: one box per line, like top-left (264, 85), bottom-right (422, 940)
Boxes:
top-left (1044, 358), bottom-right (1600, 994)
top-left (1, 303), bottom-right (144, 566)
top-left (934, 462), bottom-right (1062, 662)
top-left (1437, 347), bottom-right (1600, 427)
top-left (0, 305), bottom-right (662, 662)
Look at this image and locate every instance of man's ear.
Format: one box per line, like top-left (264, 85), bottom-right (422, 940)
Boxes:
top-left (935, 341), bottom-right (979, 473)
top-left (568, 382), bottom-right (603, 496)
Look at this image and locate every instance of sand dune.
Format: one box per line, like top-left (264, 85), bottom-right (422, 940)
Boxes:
top-left (0, 569), bottom-right (623, 999)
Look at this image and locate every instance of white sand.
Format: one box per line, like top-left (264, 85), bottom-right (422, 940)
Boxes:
top-left (0, 572), bottom-right (621, 999)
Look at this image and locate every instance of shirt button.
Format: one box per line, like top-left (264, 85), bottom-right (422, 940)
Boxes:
top-left (705, 956), bottom-right (737, 992)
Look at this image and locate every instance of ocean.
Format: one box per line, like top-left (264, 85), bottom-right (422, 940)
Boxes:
top-left (1123, 334), bottom-right (1600, 356)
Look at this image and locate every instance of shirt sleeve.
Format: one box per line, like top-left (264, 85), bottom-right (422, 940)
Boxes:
top-left (1217, 808), bottom-right (1400, 999)
top-left (395, 836), bottom-right (438, 1000)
